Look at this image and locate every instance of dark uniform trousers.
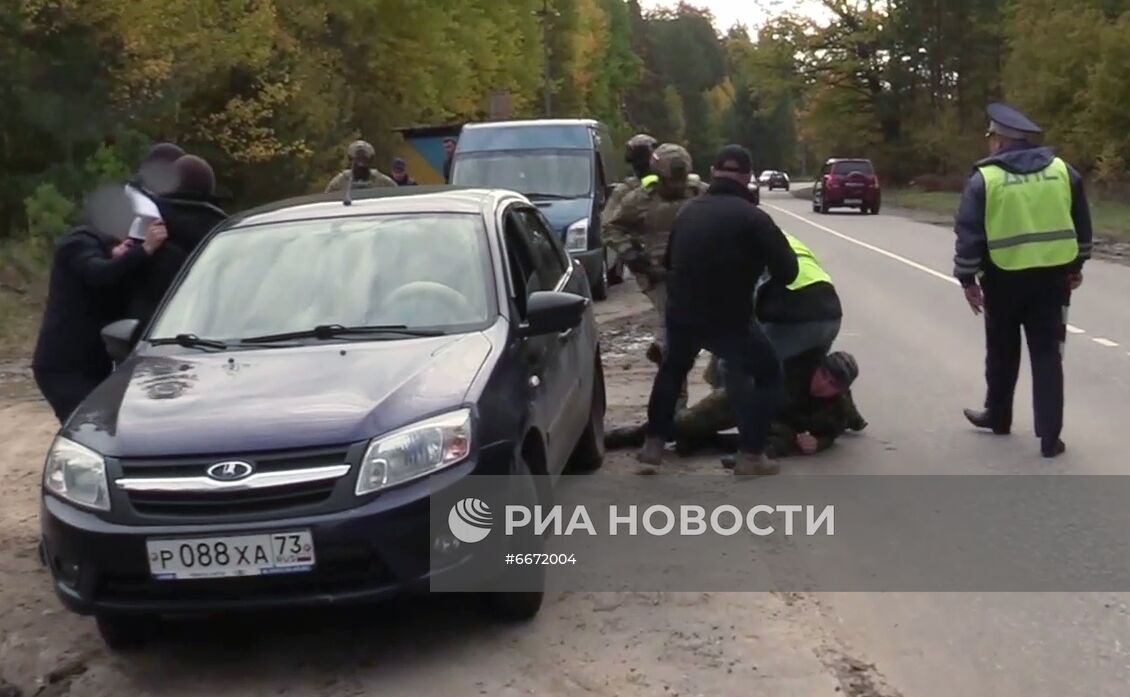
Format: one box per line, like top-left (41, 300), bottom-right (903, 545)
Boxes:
top-left (34, 369), bottom-right (108, 423)
top-left (981, 270), bottom-right (1069, 440)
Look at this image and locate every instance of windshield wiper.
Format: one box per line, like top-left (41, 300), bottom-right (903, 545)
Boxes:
top-left (240, 324), bottom-right (445, 344)
top-left (525, 192), bottom-right (570, 200)
top-left (149, 334), bottom-right (228, 350)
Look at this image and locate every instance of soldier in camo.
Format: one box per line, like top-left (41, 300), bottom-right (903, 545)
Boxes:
top-left (602, 143), bottom-right (706, 364)
top-left (603, 134), bottom-right (658, 223)
top-left (604, 349), bottom-right (867, 458)
top-left (325, 140), bottom-right (397, 193)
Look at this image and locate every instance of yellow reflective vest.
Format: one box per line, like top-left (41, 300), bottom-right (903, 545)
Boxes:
top-left (979, 158), bottom-right (1078, 270)
top-left (784, 232), bottom-right (832, 290)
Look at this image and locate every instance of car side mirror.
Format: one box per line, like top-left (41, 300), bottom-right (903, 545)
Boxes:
top-left (519, 291), bottom-right (587, 337)
top-left (102, 319), bottom-right (140, 362)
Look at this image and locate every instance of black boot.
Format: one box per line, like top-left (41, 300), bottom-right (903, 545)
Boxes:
top-left (1040, 438), bottom-right (1066, 458)
top-left (963, 408), bottom-right (1010, 435)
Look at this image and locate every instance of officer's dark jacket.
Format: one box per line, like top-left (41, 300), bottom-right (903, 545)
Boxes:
top-left (953, 143), bottom-right (1093, 286)
top-left (33, 228), bottom-right (148, 373)
top-left (128, 193), bottom-right (227, 327)
top-left (767, 348), bottom-right (865, 456)
top-left (756, 279), bottom-right (842, 324)
top-left (664, 178), bottom-right (798, 331)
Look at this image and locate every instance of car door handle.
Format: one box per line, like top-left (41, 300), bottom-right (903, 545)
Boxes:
top-left (558, 328), bottom-right (574, 343)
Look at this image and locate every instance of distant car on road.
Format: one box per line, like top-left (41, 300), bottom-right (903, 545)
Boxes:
top-left (766, 171), bottom-right (790, 191)
top-left (758, 170), bottom-right (775, 185)
top-left (748, 178), bottom-right (761, 205)
top-left (39, 186), bottom-right (606, 649)
top-left (812, 158), bottom-right (881, 215)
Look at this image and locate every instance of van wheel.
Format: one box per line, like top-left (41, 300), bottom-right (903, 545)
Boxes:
top-left (591, 260), bottom-right (609, 301)
top-left (96, 614), bottom-right (158, 651)
top-left (567, 352), bottom-right (606, 473)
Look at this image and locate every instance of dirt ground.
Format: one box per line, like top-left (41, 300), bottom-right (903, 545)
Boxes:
top-left (0, 281), bottom-right (897, 697)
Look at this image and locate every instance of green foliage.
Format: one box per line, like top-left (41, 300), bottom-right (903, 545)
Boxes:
top-left (83, 144), bottom-right (131, 187)
top-left (23, 183), bottom-right (75, 241)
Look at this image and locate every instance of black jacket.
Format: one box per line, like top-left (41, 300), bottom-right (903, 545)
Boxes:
top-left (664, 178), bottom-right (798, 331)
top-left (128, 193), bottom-right (226, 327)
top-left (756, 280), bottom-right (842, 324)
top-left (33, 229), bottom-right (148, 373)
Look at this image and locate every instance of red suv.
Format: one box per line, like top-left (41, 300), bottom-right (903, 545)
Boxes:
top-left (813, 158), bottom-right (881, 215)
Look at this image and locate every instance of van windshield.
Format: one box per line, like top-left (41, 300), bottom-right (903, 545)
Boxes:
top-left (452, 150), bottom-right (593, 198)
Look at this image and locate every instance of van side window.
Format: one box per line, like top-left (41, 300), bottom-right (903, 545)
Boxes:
top-left (515, 208), bottom-right (566, 291)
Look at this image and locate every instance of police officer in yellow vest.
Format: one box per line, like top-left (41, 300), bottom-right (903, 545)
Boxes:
top-left (954, 103), bottom-right (1093, 458)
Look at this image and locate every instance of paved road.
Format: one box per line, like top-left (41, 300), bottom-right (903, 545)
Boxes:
top-left (757, 188), bottom-right (1130, 697)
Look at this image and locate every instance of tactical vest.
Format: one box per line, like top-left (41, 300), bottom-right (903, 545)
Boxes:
top-left (979, 158), bottom-right (1077, 271)
top-left (784, 233), bottom-right (832, 290)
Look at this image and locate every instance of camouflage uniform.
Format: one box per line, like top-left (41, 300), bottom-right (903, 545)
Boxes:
top-left (601, 144), bottom-right (704, 356)
top-left (325, 168), bottom-right (398, 192)
top-left (602, 175), bottom-right (641, 223)
top-left (325, 139), bottom-right (397, 192)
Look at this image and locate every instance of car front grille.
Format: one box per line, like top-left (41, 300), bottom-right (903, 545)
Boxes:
top-left (115, 446), bottom-right (353, 520)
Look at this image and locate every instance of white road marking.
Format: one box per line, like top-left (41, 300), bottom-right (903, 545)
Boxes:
top-left (765, 203), bottom-right (1090, 337)
top-left (1093, 338), bottom-right (1119, 347)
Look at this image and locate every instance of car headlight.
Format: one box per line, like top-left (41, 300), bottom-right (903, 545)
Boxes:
top-left (355, 409), bottom-right (472, 496)
top-left (43, 437), bottom-right (110, 511)
top-left (565, 218), bottom-right (589, 253)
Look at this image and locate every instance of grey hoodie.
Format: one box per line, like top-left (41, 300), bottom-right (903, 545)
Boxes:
top-left (953, 143), bottom-right (1092, 284)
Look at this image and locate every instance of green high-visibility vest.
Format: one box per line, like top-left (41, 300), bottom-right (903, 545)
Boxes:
top-left (979, 158), bottom-right (1078, 271)
top-left (784, 232), bottom-right (832, 290)
top-left (641, 174), bottom-right (659, 188)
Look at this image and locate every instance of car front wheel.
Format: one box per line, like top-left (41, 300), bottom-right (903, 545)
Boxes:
top-left (480, 450), bottom-right (545, 621)
top-left (591, 259), bottom-right (609, 301)
top-left (567, 351), bottom-right (606, 473)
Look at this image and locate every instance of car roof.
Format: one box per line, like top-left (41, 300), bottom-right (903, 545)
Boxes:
top-left (462, 119), bottom-right (600, 130)
top-left (225, 186), bottom-right (516, 228)
top-left (825, 158), bottom-right (873, 164)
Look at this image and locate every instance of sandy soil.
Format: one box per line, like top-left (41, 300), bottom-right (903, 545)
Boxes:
top-left (0, 282), bottom-right (897, 697)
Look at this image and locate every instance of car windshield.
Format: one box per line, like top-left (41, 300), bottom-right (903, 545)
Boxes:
top-left (832, 161), bottom-right (874, 175)
top-left (452, 150), bottom-right (592, 198)
top-left (149, 213), bottom-right (495, 341)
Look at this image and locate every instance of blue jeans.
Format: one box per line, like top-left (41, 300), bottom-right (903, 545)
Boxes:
top-left (647, 322), bottom-right (783, 454)
top-left (760, 319), bottom-right (841, 361)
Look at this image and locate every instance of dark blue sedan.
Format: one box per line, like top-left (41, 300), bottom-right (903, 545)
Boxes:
top-left (38, 186), bottom-right (606, 648)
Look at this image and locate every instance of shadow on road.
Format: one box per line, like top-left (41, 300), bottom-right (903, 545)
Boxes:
top-left (118, 594), bottom-right (526, 688)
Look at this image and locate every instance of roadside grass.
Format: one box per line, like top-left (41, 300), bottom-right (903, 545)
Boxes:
top-left (0, 238), bottom-right (50, 359)
top-left (884, 188), bottom-right (1130, 242)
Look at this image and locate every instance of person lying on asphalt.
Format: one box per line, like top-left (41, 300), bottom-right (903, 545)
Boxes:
top-left (606, 349), bottom-right (866, 459)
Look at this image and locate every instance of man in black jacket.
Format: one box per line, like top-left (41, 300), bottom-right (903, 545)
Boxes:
top-left (33, 187), bottom-right (168, 422)
top-left (641, 144), bottom-right (798, 476)
top-left (128, 155), bottom-right (227, 328)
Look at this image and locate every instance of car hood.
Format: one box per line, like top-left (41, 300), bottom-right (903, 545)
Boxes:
top-left (63, 332), bottom-right (495, 458)
top-left (531, 196), bottom-right (591, 236)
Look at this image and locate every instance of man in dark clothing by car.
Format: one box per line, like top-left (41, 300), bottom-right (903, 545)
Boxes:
top-left (641, 144), bottom-right (798, 476)
top-left (124, 142), bottom-right (184, 241)
top-left (442, 137), bottom-right (457, 183)
top-left (33, 187), bottom-right (168, 423)
top-left (390, 158), bottom-right (417, 186)
top-left (127, 155), bottom-right (227, 328)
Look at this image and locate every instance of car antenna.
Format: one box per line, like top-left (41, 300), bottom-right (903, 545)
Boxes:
top-left (343, 173), bottom-right (353, 206)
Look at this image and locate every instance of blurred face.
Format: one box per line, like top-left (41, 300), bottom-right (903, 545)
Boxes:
top-left (443, 140), bottom-right (456, 155)
top-left (138, 159), bottom-right (180, 195)
top-left (712, 167), bottom-right (752, 186)
top-left (809, 367), bottom-right (844, 399)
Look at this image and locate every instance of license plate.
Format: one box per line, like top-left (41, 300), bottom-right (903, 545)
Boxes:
top-left (147, 531), bottom-right (315, 580)
top-left (845, 198), bottom-right (863, 205)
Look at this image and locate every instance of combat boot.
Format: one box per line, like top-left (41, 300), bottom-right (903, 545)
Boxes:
top-left (1040, 438), bottom-right (1066, 458)
top-left (646, 342), bottom-right (663, 364)
top-left (731, 452), bottom-right (780, 477)
top-left (638, 436), bottom-right (665, 466)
